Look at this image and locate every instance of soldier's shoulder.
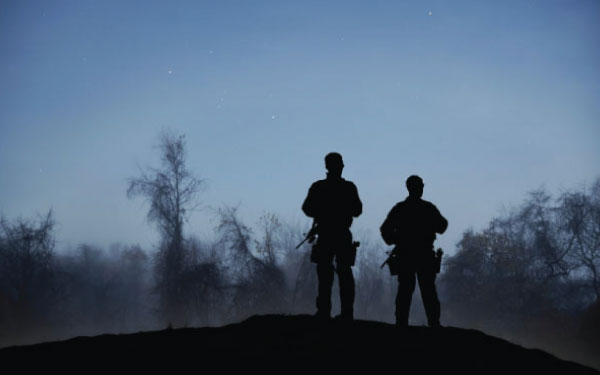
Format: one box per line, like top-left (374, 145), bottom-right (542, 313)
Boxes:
top-left (309, 179), bottom-right (327, 190)
top-left (390, 201), bottom-right (406, 212)
top-left (343, 179), bottom-right (358, 189)
top-left (421, 199), bottom-right (440, 210)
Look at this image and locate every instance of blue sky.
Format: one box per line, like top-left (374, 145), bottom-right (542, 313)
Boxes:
top-left (1, 0), bottom-right (598, 253)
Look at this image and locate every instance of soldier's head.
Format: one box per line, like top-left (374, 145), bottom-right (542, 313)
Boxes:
top-left (325, 152), bottom-right (344, 178)
top-left (406, 175), bottom-right (424, 198)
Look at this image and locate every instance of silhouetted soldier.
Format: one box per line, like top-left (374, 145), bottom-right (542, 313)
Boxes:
top-left (302, 152), bottom-right (362, 321)
top-left (380, 175), bottom-right (447, 327)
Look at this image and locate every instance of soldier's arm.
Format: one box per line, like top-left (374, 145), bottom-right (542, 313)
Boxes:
top-left (432, 204), bottom-right (448, 234)
top-left (380, 204), bottom-right (400, 246)
top-left (350, 182), bottom-right (362, 218)
top-left (301, 183), bottom-right (319, 218)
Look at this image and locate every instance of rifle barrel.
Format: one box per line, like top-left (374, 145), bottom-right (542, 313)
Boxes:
top-left (295, 238), bottom-right (307, 249)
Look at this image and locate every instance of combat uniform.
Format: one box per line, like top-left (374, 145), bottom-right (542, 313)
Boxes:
top-left (380, 196), bottom-right (447, 326)
top-left (302, 175), bottom-right (362, 319)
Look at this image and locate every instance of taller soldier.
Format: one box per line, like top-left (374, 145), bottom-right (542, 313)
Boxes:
top-left (302, 152), bottom-right (362, 321)
top-left (380, 175), bottom-right (447, 327)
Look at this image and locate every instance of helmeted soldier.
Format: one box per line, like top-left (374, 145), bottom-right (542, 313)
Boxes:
top-left (380, 175), bottom-right (447, 327)
top-left (302, 152), bottom-right (362, 321)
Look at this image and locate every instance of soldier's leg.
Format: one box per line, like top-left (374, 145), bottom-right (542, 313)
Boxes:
top-left (396, 268), bottom-right (416, 326)
top-left (335, 229), bottom-right (355, 319)
top-left (316, 262), bottom-right (334, 317)
top-left (336, 264), bottom-right (355, 318)
top-left (417, 263), bottom-right (441, 327)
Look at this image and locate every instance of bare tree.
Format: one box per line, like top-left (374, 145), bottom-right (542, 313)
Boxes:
top-left (179, 237), bottom-right (225, 326)
top-left (558, 180), bottom-right (600, 302)
top-left (278, 221), bottom-right (315, 314)
top-left (216, 206), bottom-right (286, 318)
top-left (0, 211), bottom-right (57, 339)
top-left (354, 239), bottom-right (390, 321)
top-left (440, 179), bottom-right (600, 340)
top-left (127, 131), bottom-right (204, 325)
top-left (255, 213), bottom-right (283, 266)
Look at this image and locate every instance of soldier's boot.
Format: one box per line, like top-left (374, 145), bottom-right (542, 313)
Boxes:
top-left (316, 263), bottom-right (335, 319)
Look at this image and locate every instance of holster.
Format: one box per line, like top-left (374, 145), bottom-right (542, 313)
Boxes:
top-left (337, 241), bottom-right (359, 267)
top-left (434, 248), bottom-right (443, 274)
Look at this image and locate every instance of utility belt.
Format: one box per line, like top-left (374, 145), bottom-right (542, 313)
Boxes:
top-left (382, 246), bottom-right (443, 276)
top-left (310, 229), bottom-right (360, 266)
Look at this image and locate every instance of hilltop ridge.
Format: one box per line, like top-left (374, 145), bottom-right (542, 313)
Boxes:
top-left (1, 314), bottom-right (597, 374)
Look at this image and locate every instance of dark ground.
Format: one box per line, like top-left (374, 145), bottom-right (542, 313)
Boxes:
top-left (1, 314), bottom-right (597, 373)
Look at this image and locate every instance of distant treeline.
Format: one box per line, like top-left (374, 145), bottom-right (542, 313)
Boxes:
top-left (1, 181), bottom-right (599, 368)
top-left (1, 131), bottom-right (598, 367)
top-left (0, 206), bottom-right (397, 345)
top-left (440, 178), bottom-right (600, 366)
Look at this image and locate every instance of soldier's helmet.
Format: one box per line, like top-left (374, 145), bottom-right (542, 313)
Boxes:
top-left (325, 152), bottom-right (344, 171)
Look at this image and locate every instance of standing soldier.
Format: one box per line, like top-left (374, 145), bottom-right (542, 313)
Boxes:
top-left (302, 152), bottom-right (362, 321)
top-left (380, 175), bottom-right (447, 327)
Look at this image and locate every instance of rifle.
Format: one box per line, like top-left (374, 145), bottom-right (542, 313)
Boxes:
top-left (296, 221), bottom-right (319, 249)
top-left (380, 250), bottom-right (395, 269)
top-left (381, 247), bottom-right (401, 275)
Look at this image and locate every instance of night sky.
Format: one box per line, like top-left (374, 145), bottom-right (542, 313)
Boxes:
top-left (1, 1), bottom-right (598, 253)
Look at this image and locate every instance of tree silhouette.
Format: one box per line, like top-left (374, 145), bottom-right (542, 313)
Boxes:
top-left (127, 131), bottom-right (204, 325)
top-left (0, 211), bottom-right (58, 337)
